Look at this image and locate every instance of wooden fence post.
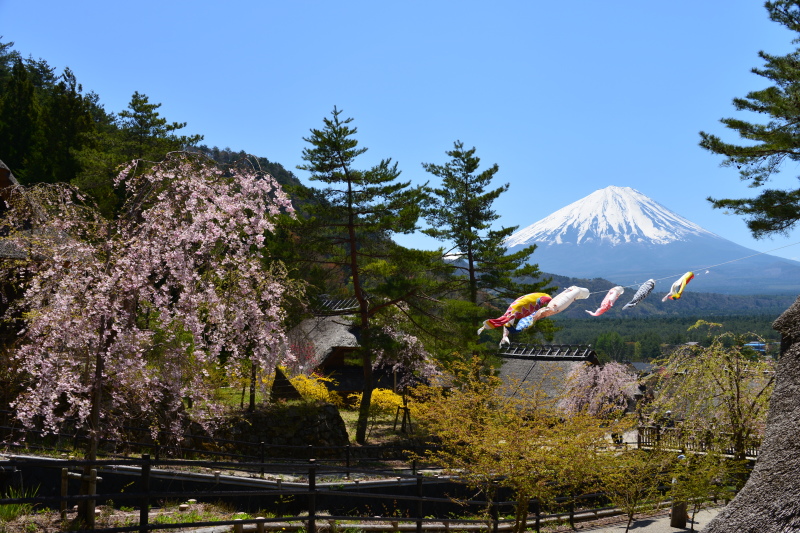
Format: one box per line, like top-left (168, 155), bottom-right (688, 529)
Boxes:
top-left (416, 475), bottom-right (423, 533)
top-left (259, 441), bottom-right (265, 479)
top-left (87, 468), bottom-right (97, 529)
top-left (568, 498), bottom-right (575, 529)
top-left (60, 467), bottom-right (68, 521)
top-left (140, 454), bottom-right (151, 533)
top-left (490, 503), bottom-right (499, 533)
top-left (308, 458), bottom-right (316, 533)
top-left (345, 445), bottom-right (351, 479)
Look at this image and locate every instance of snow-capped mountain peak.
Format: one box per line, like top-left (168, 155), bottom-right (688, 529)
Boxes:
top-left (505, 186), bottom-right (716, 248)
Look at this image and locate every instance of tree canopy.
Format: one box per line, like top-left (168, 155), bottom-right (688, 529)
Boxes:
top-left (422, 141), bottom-right (546, 303)
top-left (1, 154), bottom-right (296, 451)
top-left (422, 141), bottom-right (554, 349)
top-left (295, 106), bottom-right (440, 443)
top-left (699, 0), bottom-right (800, 238)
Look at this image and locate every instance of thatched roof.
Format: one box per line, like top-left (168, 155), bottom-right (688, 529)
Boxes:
top-left (311, 295), bottom-right (361, 316)
top-left (497, 344), bottom-right (598, 400)
top-left (498, 343), bottom-right (598, 363)
top-left (284, 316), bottom-right (402, 393)
top-left (497, 357), bottom-right (583, 400)
top-left (703, 295), bottom-right (800, 532)
top-left (0, 159), bottom-right (19, 190)
top-left (627, 361), bottom-right (656, 375)
top-left (286, 316), bottom-right (359, 371)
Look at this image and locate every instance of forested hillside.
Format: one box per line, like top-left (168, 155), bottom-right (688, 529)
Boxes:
top-left (0, 40), bottom-right (298, 213)
top-left (192, 145), bottom-right (301, 189)
top-left (549, 314), bottom-right (778, 350)
top-left (536, 272), bottom-right (795, 318)
top-left (510, 273), bottom-right (787, 361)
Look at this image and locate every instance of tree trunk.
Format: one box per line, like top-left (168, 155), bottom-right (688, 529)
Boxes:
top-left (513, 496), bottom-right (529, 533)
top-left (355, 342), bottom-right (374, 445)
top-left (249, 360), bottom-right (257, 412)
top-left (78, 317), bottom-right (109, 527)
top-left (703, 295), bottom-right (800, 531)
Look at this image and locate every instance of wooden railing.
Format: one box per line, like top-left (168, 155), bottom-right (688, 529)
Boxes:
top-left (637, 425), bottom-right (760, 459)
top-left (0, 454), bottom-right (621, 533)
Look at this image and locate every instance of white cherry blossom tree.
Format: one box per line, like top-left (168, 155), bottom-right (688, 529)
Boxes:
top-left (1, 153), bottom-right (296, 460)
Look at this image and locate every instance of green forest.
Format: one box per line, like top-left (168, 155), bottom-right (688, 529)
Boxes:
top-left (536, 272), bottom-right (788, 359)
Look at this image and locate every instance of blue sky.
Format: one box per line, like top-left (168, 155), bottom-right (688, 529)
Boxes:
top-left (3, 1), bottom-right (800, 261)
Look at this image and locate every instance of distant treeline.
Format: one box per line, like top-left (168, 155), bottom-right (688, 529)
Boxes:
top-left (535, 272), bottom-right (796, 319)
top-left (550, 313), bottom-right (778, 347)
top-left (511, 272), bottom-right (791, 361)
top-left (0, 40), bottom-right (299, 216)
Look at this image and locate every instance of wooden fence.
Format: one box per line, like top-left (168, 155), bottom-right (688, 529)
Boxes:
top-left (0, 455), bottom-right (619, 533)
top-left (637, 425), bottom-right (761, 459)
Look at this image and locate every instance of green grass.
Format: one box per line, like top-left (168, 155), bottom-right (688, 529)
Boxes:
top-left (150, 508), bottom-right (221, 525)
top-left (0, 484), bottom-right (38, 523)
top-left (214, 386), bottom-right (268, 408)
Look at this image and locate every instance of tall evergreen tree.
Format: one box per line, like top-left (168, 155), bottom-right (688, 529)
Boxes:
top-left (296, 107), bottom-right (431, 444)
top-left (75, 91), bottom-right (203, 216)
top-left (0, 38), bottom-right (21, 86)
top-left (0, 59), bottom-right (41, 183)
top-left (34, 68), bottom-right (94, 184)
top-left (699, 1), bottom-right (800, 238)
top-left (422, 141), bottom-right (552, 344)
top-left (118, 91), bottom-right (203, 161)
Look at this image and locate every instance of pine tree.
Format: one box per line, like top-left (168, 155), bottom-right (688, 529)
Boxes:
top-left (75, 91), bottom-right (203, 216)
top-left (699, 1), bottom-right (800, 238)
top-left (0, 38), bottom-right (21, 86)
top-left (422, 141), bottom-right (552, 344)
top-left (118, 91), bottom-right (203, 161)
top-left (296, 107), bottom-right (430, 444)
top-left (0, 59), bottom-right (41, 183)
top-left (34, 68), bottom-right (94, 184)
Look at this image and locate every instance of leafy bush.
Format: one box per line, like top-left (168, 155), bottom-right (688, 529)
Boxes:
top-left (290, 373), bottom-right (344, 407)
top-left (347, 388), bottom-right (406, 440)
top-left (349, 388), bottom-right (404, 416)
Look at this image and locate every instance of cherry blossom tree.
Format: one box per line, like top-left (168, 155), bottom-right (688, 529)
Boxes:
top-left (558, 361), bottom-right (638, 418)
top-left (371, 320), bottom-right (440, 391)
top-left (0, 153), bottom-right (296, 460)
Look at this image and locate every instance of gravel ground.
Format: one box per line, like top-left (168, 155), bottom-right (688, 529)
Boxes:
top-left (570, 506), bottom-right (721, 532)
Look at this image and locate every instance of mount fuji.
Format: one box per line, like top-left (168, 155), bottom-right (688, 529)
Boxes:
top-left (505, 186), bottom-right (800, 295)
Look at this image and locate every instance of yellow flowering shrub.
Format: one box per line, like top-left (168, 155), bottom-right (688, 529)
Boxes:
top-left (346, 388), bottom-right (402, 440)
top-left (348, 388), bottom-right (404, 415)
top-left (289, 373), bottom-right (344, 407)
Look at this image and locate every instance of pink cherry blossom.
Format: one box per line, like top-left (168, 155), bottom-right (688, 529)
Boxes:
top-left (1, 153), bottom-right (296, 442)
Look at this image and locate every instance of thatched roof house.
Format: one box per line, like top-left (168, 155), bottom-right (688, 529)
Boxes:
top-left (703, 295), bottom-right (800, 532)
top-left (286, 315), bottom-right (360, 372)
top-left (497, 344), bottom-right (599, 400)
top-left (285, 316), bottom-right (394, 396)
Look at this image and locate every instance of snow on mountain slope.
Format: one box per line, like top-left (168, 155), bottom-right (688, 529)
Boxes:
top-left (504, 185), bottom-right (800, 294)
top-left (505, 186), bottom-right (717, 248)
